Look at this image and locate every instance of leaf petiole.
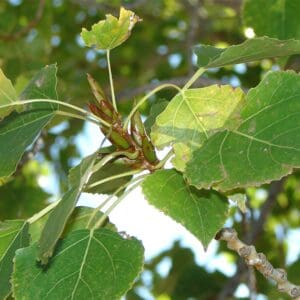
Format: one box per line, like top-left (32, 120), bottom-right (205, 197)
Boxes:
top-left (182, 67), bottom-right (206, 90)
top-left (0, 99), bottom-right (111, 127)
top-left (153, 148), bottom-right (174, 169)
top-left (86, 169), bottom-right (142, 190)
top-left (86, 173), bottom-right (147, 228)
top-left (87, 175), bottom-right (144, 228)
top-left (107, 50), bottom-right (118, 112)
top-left (55, 110), bottom-right (102, 126)
top-left (91, 150), bottom-right (139, 174)
top-left (123, 83), bottom-right (182, 130)
top-left (27, 200), bottom-right (59, 224)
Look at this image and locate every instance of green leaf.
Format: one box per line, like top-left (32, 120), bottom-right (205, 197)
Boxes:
top-left (62, 206), bottom-right (117, 233)
top-left (13, 229), bottom-right (144, 299)
top-left (81, 7), bottom-right (141, 50)
top-left (185, 71), bottom-right (300, 191)
top-left (29, 206), bottom-right (116, 243)
top-left (0, 65), bottom-right (58, 179)
top-left (20, 64), bottom-right (58, 102)
top-left (194, 37), bottom-right (300, 68)
top-left (144, 99), bottom-right (169, 136)
top-left (38, 153), bottom-right (97, 264)
top-left (142, 169), bottom-right (228, 248)
top-left (84, 161), bottom-right (133, 195)
top-left (243, 0), bottom-right (300, 40)
top-left (0, 111), bottom-right (54, 179)
top-left (0, 69), bottom-right (17, 119)
top-left (151, 85), bottom-right (245, 171)
top-left (0, 220), bottom-right (29, 299)
top-left (194, 45), bottom-right (224, 69)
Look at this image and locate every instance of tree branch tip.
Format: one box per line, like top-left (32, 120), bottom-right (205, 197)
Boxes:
top-left (216, 227), bottom-right (300, 299)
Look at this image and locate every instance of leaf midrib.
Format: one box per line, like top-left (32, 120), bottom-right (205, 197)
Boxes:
top-left (0, 112), bottom-right (53, 136)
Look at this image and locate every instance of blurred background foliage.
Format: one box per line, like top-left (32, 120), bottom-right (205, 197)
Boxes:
top-left (0, 0), bottom-right (299, 299)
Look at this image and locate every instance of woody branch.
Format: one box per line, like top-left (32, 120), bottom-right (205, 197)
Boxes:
top-left (216, 228), bottom-right (300, 299)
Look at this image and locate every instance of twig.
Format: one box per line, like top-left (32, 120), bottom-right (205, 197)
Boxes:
top-left (0, 0), bottom-right (45, 41)
top-left (217, 180), bottom-right (285, 299)
top-left (216, 228), bottom-right (300, 299)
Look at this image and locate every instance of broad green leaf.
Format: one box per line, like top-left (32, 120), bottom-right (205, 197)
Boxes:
top-left (144, 99), bottom-right (169, 136)
top-left (0, 111), bottom-right (55, 179)
top-left (142, 169), bottom-right (228, 248)
top-left (185, 71), bottom-right (300, 191)
top-left (194, 37), bottom-right (300, 68)
top-left (29, 206), bottom-right (116, 243)
top-left (20, 64), bottom-right (58, 102)
top-left (151, 85), bottom-right (245, 171)
top-left (81, 7), bottom-right (141, 50)
top-left (38, 153), bottom-right (97, 264)
top-left (84, 161), bottom-right (133, 195)
top-left (243, 0), bottom-right (300, 40)
top-left (13, 229), bottom-right (144, 300)
top-left (0, 220), bottom-right (29, 299)
top-left (0, 69), bottom-right (17, 119)
top-left (0, 65), bottom-right (58, 179)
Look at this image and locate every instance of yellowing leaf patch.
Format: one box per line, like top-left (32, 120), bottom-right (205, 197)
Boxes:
top-left (81, 7), bottom-right (141, 50)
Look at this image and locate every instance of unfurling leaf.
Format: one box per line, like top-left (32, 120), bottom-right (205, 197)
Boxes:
top-left (142, 169), bottom-right (229, 248)
top-left (81, 7), bottom-right (141, 50)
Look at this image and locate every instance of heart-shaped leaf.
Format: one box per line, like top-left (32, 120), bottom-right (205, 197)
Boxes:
top-left (13, 229), bottom-right (144, 300)
top-left (142, 169), bottom-right (229, 248)
top-left (185, 71), bottom-right (300, 191)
